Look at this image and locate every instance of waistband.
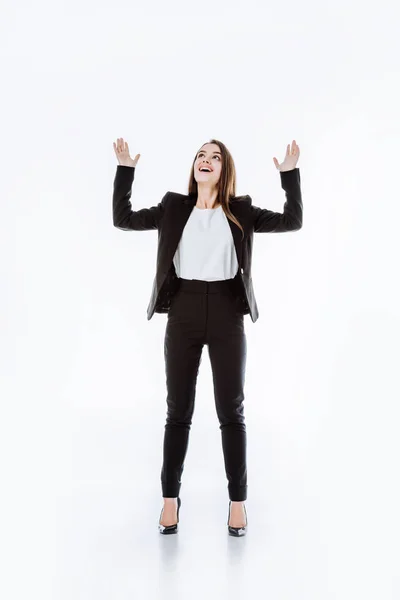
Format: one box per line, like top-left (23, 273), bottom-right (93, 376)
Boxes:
top-left (176, 276), bottom-right (237, 295)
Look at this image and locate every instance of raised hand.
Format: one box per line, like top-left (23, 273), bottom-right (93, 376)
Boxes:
top-left (113, 137), bottom-right (141, 168)
top-left (273, 140), bottom-right (300, 172)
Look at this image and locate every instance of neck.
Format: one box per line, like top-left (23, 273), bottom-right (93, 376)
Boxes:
top-left (196, 184), bottom-right (219, 209)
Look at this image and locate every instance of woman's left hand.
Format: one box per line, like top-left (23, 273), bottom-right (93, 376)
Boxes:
top-left (273, 140), bottom-right (300, 172)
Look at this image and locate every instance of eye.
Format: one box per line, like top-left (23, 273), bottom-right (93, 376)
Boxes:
top-left (198, 153), bottom-right (220, 160)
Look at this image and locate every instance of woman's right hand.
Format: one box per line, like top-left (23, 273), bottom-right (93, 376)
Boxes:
top-left (113, 138), bottom-right (141, 168)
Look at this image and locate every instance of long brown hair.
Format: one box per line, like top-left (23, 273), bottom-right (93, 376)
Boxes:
top-left (187, 139), bottom-right (245, 241)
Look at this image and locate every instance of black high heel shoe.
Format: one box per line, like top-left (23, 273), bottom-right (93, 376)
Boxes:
top-left (158, 497), bottom-right (181, 534)
top-left (227, 500), bottom-right (248, 536)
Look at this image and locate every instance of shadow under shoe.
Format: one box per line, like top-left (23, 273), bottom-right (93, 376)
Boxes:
top-left (227, 500), bottom-right (248, 537)
top-left (158, 497), bottom-right (181, 535)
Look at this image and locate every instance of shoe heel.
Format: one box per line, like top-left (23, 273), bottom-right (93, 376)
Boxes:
top-left (158, 497), bottom-right (181, 535)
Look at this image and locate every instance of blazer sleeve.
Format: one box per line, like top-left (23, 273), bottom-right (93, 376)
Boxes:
top-left (250, 167), bottom-right (303, 232)
top-left (113, 165), bottom-right (168, 231)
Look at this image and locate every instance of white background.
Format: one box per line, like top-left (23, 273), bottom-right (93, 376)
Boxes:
top-left (2, 0), bottom-right (400, 598)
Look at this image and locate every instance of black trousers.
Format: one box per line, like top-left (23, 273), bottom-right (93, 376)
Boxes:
top-left (161, 276), bottom-right (248, 501)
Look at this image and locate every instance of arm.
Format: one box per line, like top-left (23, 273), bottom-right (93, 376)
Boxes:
top-left (113, 165), bottom-right (169, 231)
top-left (251, 168), bottom-right (302, 232)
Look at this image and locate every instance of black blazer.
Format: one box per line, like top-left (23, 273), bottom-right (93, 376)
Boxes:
top-left (112, 165), bottom-right (303, 322)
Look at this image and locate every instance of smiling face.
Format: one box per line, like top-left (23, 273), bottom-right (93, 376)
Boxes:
top-left (194, 143), bottom-right (222, 185)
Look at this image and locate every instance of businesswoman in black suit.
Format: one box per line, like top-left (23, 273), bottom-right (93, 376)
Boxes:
top-left (113, 137), bottom-right (301, 536)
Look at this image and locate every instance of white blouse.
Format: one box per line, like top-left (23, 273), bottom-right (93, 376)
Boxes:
top-left (172, 205), bottom-right (239, 281)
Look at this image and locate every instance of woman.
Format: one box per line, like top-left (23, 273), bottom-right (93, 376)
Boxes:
top-left (112, 137), bottom-right (302, 536)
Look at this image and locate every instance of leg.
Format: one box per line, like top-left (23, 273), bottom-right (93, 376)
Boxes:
top-left (208, 311), bottom-right (248, 502)
top-left (161, 316), bottom-right (204, 498)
